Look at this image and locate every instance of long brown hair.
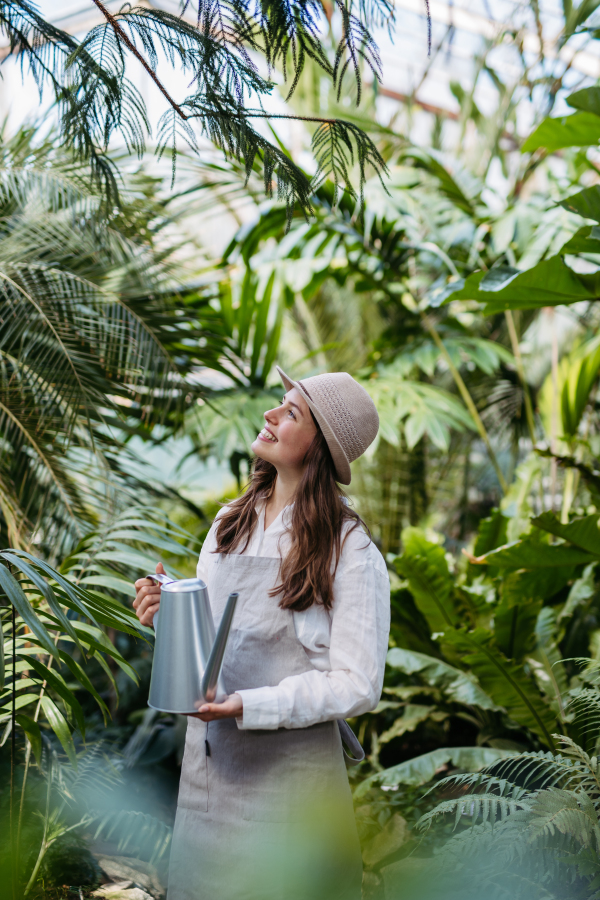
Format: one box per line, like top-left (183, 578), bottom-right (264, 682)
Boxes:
top-left (213, 425), bottom-right (369, 611)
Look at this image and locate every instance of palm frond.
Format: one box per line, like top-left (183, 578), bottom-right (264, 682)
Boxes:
top-left (0, 130), bottom-right (220, 553)
top-left (527, 788), bottom-right (600, 848)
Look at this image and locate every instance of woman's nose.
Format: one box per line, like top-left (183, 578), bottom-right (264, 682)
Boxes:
top-left (264, 407), bottom-right (278, 424)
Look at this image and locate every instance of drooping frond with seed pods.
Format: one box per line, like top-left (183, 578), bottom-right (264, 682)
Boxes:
top-left (0, 0), bottom-right (398, 216)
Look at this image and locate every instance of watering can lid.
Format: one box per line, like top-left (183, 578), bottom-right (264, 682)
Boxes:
top-left (161, 577), bottom-right (208, 593)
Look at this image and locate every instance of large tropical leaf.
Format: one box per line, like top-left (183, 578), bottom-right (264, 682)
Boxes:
top-left (364, 368), bottom-right (476, 452)
top-left (394, 528), bottom-right (460, 634)
top-left (522, 112), bottom-right (600, 153)
top-left (387, 647), bottom-right (497, 709)
top-left (493, 595), bottom-right (542, 662)
top-left (529, 606), bottom-right (568, 704)
top-left (437, 256), bottom-right (594, 314)
top-left (538, 336), bottom-right (600, 441)
top-left (560, 185), bottom-right (600, 222)
top-left (531, 512), bottom-right (600, 557)
top-left (441, 628), bottom-right (559, 747)
top-left (354, 746), bottom-right (519, 798)
top-left (377, 704), bottom-right (448, 745)
top-left (472, 534), bottom-right (596, 569)
top-left (559, 563), bottom-right (597, 624)
top-left (473, 508), bottom-right (509, 557)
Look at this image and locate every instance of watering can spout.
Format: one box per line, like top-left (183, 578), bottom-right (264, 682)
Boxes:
top-left (202, 592), bottom-right (239, 703)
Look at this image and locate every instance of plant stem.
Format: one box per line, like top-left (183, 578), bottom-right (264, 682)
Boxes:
top-left (17, 742), bottom-right (31, 858)
top-left (421, 312), bottom-right (508, 494)
top-left (549, 309), bottom-right (559, 511)
top-left (92, 0), bottom-right (189, 120)
top-left (10, 599), bottom-right (16, 900)
top-left (504, 310), bottom-right (536, 444)
top-left (23, 758), bottom-right (52, 896)
top-left (560, 466), bottom-right (575, 524)
top-left (18, 656), bottom-right (53, 856)
top-left (91, 1), bottom-right (341, 130)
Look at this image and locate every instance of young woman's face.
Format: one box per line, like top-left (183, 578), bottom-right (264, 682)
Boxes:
top-left (251, 387), bottom-right (317, 471)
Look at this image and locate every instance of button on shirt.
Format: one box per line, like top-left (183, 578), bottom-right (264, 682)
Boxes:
top-left (197, 500), bottom-right (391, 731)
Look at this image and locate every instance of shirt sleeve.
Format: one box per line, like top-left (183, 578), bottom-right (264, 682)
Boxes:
top-left (235, 540), bottom-right (391, 730)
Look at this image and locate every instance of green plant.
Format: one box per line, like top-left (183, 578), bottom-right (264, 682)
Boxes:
top-left (0, 741), bottom-right (172, 897)
top-left (0, 127), bottom-right (221, 557)
top-left (0, 507), bottom-right (196, 897)
top-left (391, 666), bottom-right (600, 900)
top-left (354, 505), bottom-right (600, 794)
top-left (0, 0), bottom-right (389, 213)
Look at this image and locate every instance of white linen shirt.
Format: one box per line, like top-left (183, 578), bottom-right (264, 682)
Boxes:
top-left (197, 500), bottom-right (391, 731)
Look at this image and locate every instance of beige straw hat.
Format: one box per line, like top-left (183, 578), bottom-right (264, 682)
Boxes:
top-left (276, 365), bottom-right (379, 485)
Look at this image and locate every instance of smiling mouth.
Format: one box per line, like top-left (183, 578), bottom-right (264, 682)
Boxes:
top-left (258, 428), bottom-right (278, 443)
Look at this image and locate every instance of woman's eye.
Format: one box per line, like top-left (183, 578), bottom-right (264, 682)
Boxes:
top-left (288, 409), bottom-right (296, 419)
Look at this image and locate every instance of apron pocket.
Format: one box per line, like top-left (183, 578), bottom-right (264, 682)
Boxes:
top-left (242, 721), bottom-right (335, 822)
top-left (177, 718), bottom-right (209, 813)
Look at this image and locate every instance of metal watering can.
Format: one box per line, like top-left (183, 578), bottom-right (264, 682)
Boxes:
top-left (146, 572), bottom-right (239, 714)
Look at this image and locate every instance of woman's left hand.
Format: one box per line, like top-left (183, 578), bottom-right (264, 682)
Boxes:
top-left (187, 693), bottom-right (243, 722)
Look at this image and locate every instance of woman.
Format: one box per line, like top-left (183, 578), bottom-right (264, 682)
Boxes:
top-left (133, 366), bottom-right (390, 900)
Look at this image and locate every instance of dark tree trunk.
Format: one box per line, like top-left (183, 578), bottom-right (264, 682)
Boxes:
top-left (408, 437), bottom-right (428, 525)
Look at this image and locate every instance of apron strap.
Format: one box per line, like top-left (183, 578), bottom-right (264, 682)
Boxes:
top-left (337, 719), bottom-right (365, 767)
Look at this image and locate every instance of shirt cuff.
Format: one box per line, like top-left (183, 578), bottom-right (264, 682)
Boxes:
top-left (235, 687), bottom-right (281, 730)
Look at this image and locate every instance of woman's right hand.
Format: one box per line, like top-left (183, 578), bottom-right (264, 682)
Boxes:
top-left (133, 562), bottom-right (166, 627)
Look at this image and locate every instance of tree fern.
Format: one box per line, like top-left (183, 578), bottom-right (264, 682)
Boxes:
top-left (409, 681), bottom-right (600, 900)
top-left (527, 788), bottom-right (600, 848)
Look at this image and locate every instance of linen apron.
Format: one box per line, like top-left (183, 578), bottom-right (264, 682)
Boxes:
top-left (167, 554), bottom-right (363, 900)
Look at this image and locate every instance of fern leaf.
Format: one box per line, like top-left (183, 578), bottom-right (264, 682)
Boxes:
top-left (527, 788), bottom-right (600, 849)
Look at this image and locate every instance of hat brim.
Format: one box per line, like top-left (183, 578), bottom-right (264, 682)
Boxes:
top-left (276, 365), bottom-right (352, 485)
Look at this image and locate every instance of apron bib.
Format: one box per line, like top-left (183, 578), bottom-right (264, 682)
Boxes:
top-left (167, 554), bottom-right (362, 900)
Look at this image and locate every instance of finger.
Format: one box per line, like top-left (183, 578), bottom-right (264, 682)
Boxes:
top-left (156, 562), bottom-right (166, 575)
top-left (134, 577), bottom-right (155, 590)
top-left (136, 582), bottom-right (161, 596)
top-left (195, 704), bottom-right (221, 719)
top-left (140, 599), bottom-right (160, 617)
top-left (139, 603), bottom-right (160, 626)
top-left (132, 587), bottom-right (160, 610)
top-left (136, 588), bottom-right (161, 613)
top-left (138, 596), bottom-right (160, 620)
top-left (136, 594), bottom-right (160, 616)
top-left (135, 587), bottom-right (161, 607)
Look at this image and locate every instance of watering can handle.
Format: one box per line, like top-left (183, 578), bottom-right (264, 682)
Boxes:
top-left (143, 572), bottom-right (176, 632)
top-left (145, 572), bottom-right (175, 586)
